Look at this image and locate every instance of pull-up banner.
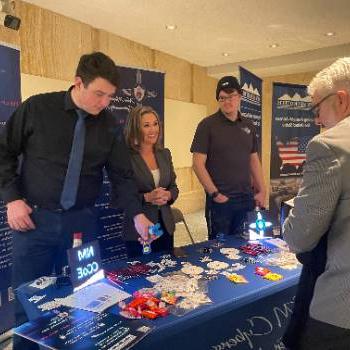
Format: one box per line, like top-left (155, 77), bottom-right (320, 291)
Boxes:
top-left (0, 42), bottom-right (21, 335)
top-left (94, 65), bottom-right (165, 264)
top-left (239, 66), bottom-right (262, 152)
top-left (108, 66), bottom-right (164, 141)
top-left (269, 82), bottom-right (319, 223)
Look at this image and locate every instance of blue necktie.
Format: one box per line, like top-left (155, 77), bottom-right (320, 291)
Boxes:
top-left (60, 110), bottom-right (87, 210)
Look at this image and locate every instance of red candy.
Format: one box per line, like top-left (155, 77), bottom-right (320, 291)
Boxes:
top-left (255, 266), bottom-right (271, 276)
top-left (119, 292), bottom-right (169, 320)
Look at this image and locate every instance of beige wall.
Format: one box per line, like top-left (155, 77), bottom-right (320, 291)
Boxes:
top-left (0, 1), bottom-right (218, 214)
top-left (164, 99), bottom-right (207, 213)
top-left (21, 74), bottom-right (71, 98)
top-left (1, 1), bottom-right (320, 213)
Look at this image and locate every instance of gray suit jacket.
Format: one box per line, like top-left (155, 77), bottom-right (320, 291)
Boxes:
top-left (124, 147), bottom-right (179, 241)
top-left (283, 115), bottom-right (350, 329)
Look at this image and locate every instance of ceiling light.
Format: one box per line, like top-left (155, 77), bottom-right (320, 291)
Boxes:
top-left (269, 43), bottom-right (279, 48)
top-left (222, 52), bottom-right (230, 57)
top-left (165, 24), bottom-right (177, 30)
top-left (325, 32), bottom-right (335, 37)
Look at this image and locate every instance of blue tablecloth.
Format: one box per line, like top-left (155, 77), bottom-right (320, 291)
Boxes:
top-left (17, 237), bottom-right (301, 349)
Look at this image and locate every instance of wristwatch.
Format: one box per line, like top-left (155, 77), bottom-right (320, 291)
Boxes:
top-left (209, 191), bottom-right (219, 199)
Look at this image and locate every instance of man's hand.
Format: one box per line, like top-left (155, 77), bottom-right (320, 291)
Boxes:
top-left (213, 193), bottom-right (229, 204)
top-left (133, 213), bottom-right (154, 241)
top-left (254, 191), bottom-right (266, 208)
top-left (144, 187), bottom-right (171, 206)
top-left (6, 199), bottom-right (35, 231)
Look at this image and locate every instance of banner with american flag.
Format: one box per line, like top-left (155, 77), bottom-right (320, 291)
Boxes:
top-left (276, 136), bottom-right (309, 172)
top-left (269, 82), bottom-right (320, 222)
top-left (270, 83), bottom-right (319, 178)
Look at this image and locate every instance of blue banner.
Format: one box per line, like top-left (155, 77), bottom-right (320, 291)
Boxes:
top-left (0, 42), bottom-right (21, 334)
top-left (94, 65), bottom-right (165, 263)
top-left (108, 66), bottom-right (164, 141)
top-left (269, 82), bottom-right (320, 222)
top-left (239, 66), bottom-right (262, 152)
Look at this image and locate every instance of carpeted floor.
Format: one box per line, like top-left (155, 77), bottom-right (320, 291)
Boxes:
top-left (0, 330), bottom-right (12, 350)
top-left (173, 209), bottom-right (207, 247)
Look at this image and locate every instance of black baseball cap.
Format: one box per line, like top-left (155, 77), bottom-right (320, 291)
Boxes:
top-left (216, 76), bottom-right (242, 100)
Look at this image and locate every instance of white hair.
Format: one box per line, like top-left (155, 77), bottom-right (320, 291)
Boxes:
top-left (308, 57), bottom-right (350, 96)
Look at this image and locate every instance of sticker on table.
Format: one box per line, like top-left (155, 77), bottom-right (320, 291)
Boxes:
top-left (255, 266), bottom-right (271, 276)
top-left (181, 264), bottom-right (204, 276)
top-left (227, 274), bottom-right (248, 284)
top-left (207, 261), bottom-right (229, 270)
top-left (264, 272), bottom-right (283, 281)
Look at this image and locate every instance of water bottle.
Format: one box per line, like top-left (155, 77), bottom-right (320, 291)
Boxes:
top-left (73, 232), bottom-right (83, 248)
top-left (142, 224), bottom-right (163, 254)
top-left (142, 241), bottom-right (152, 254)
top-left (255, 207), bottom-right (266, 238)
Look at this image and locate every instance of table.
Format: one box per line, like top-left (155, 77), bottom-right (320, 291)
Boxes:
top-left (16, 237), bottom-right (301, 350)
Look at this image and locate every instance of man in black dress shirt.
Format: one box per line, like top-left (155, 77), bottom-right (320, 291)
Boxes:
top-left (0, 52), bottom-right (153, 350)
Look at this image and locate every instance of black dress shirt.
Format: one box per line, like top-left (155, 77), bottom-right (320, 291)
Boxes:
top-left (0, 88), bottom-right (142, 218)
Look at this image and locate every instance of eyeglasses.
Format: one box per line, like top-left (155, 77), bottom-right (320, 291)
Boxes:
top-left (218, 92), bottom-right (240, 102)
top-left (310, 93), bottom-right (337, 118)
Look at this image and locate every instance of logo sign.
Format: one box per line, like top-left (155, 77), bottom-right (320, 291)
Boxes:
top-left (67, 241), bottom-right (102, 290)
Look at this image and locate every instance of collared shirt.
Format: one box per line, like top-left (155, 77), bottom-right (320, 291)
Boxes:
top-left (190, 110), bottom-right (258, 196)
top-left (0, 88), bottom-right (142, 217)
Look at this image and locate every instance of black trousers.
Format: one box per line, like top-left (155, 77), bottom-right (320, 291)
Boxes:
top-left (282, 233), bottom-right (328, 349)
top-left (12, 206), bottom-right (98, 350)
top-left (299, 317), bottom-right (350, 350)
top-left (205, 193), bottom-right (254, 240)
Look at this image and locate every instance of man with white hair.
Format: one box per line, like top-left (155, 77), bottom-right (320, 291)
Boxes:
top-left (283, 57), bottom-right (350, 349)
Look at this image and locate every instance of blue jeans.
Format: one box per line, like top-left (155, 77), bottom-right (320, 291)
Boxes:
top-left (206, 193), bottom-right (254, 240)
top-left (12, 206), bottom-right (98, 350)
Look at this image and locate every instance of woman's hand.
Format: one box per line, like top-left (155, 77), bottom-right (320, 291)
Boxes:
top-left (144, 187), bottom-right (171, 206)
top-left (133, 213), bottom-right (154, 241)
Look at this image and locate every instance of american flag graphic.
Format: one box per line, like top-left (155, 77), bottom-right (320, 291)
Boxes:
top-left (276, 136), bottom-right (309, 169)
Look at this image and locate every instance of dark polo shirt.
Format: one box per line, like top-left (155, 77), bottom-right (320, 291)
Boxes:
top-left (191, 110), bottom-right (257, 196)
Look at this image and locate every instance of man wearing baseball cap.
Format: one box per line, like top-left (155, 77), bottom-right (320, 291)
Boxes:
top-left (190, 76), bottom-right (266, 239)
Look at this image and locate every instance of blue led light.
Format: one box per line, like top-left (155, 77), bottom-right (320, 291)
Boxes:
top-left (77, 246), bottom-right (94, 262)
top-left (77, 261), bottom-right (100, 279)
top-left (248, 209), bottom-right (272, 240)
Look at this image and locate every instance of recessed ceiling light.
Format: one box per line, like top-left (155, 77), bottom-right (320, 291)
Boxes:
top-left (325, 32), bottom-right (336, 37)
top-left (222, 52), bottom-right (230, 57)
top-left (165, 24), bottom-right (177, 30)
top-left (269, 43), bottom-right (279, 48)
